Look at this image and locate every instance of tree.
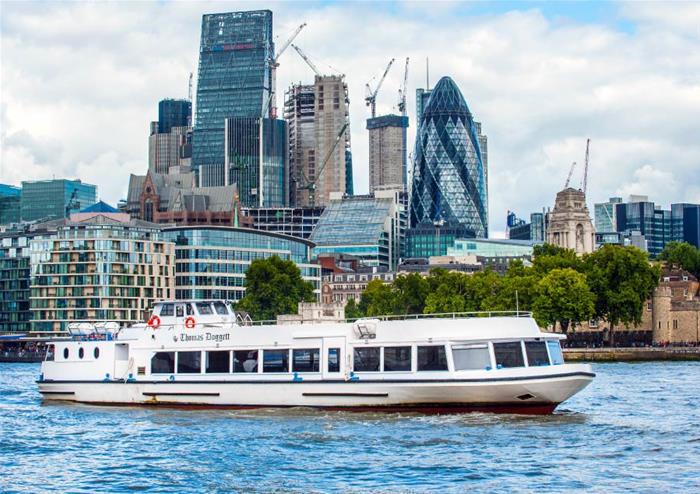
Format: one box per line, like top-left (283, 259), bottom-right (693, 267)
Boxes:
top-left (584, 244), bottom-right (660, 345)
top-left (532, 268), bottom-right (595, 332)
top-left (344, 298), bottom-right (363, 320)
top-left (532, 243), bottom-right (583, 275)
top-left (657, 241), bottom-right (700, 278)
top-left (358, 279), bottom-right (395, 317)
top-left (392, 273), bottom-right (430, 314)
top-left (235, 255), bottom-right (315, 321)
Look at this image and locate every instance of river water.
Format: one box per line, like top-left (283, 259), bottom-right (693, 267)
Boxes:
top-left (1, 362), bottom-right (699, 493)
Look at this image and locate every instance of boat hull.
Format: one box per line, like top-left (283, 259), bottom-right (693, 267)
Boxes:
top-left (37, 368), bottom-right (594, 415)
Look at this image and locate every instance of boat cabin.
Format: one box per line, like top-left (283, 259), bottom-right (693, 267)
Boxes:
top-left (149, 300), bottom-right (238, 329)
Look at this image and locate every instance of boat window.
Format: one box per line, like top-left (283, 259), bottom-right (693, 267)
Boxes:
top-left (353, 347), bottom-right (380, 372)
top-left (493, 342), bottom-right (525, 368)
top-left (263, 349), bottom-right (289, 373)
top-left (417, 346), bottom-right (448, 371)
top-left (78, 347), bottom-right (84, 359)
top-left (213, 301), bottom-right (229, 315)
top-left (63, 347), bottom-right (69, 359)
top-left (233, 350), bottom-right (259, 373)
top-left (383, 346), bottom-right (411, 371)
top-left (186, 304), bottom-right (194, 316)
top-left (452, 344), bottom-right (491, 371)
top-left (94, 347), bottom-right (100, 359)
top-left (177, 351), bottom-right (201, 374)
top-left (293, 348), bottom-right (320, 373)
top-left (196, 302), bottom-right (213, 315)
top-left (176, 305), bottom-right (184, 317)
top-left (525, 341), bottom-right (550, 366)
top-left (547, 340), bottom-right (565, 365)
top-left (206, 351), bottom-right (230, 373)
top-left (327, 348), bottom-right (340, 372)
top-left (159, 304), bottom-right (174, 317)
top-left (151, 352), bottom-right (175, 374)
top-left (45, 345), bottom-right (55, 362)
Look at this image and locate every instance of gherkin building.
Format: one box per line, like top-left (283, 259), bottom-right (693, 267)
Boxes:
top-left (410, 76), bottom-right (488, 238)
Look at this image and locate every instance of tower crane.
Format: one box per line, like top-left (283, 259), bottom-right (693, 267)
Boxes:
top-left (365, 58), bottom-right (395, 118)
top-left (292, 43), bottom-right (322, 77)
top-left (295, 122), bottom-right (349, 205)
top-left (582, 138), bottom-right (590, 196)
top-left (398, 57), bottom-right (409, 116)
top-left (268, 23), bottom-right (306, 118)
top-left (565, 162), bottom-right (577, 188)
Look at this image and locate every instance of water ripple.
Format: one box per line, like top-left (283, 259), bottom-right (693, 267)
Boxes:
top-left (1, 362), bottom-right (699, 493)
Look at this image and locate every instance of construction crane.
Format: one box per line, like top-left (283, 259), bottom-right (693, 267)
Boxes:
top-left (292, 43), bottom-right (321, 77)
top-left (397, 57), bottom-right (409, 116)
top-left (296, 122), bottom-right (349, 205)
top-left (269, 23), bottom-right (306, 118)
top-left (582, 138), bottom-right (590, 196)
top-left (565, 162), bottom-right (577, 188)
top-left (365, 58), bottom-right (395, 118)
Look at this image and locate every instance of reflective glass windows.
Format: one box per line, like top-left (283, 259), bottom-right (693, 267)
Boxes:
top-left (493, 342), bottom-right (525, 368)
top-left (263, 349), bottom-right (289, 373)
top-left (452, 344), bottom-right (491, 371)
top-left (417, 345), bottom-right (448, 371)
top-left (383, 346), bottom-right (411, 371)
top-left (206, 351), bottom-right (230, 373)
top-left (177, 351), bottom-right (201, 373)
top-left (233, 350), bottom-right (258, 373)
top-left (327, 348), bottom-right (340, 373)
top-left (547, 340), bottom-right (565, 365)
top-left (292, 348), bottom-right (320, 373)
top-left (525, 341), bottom-right (550, 366)
top-left (151, 352), bottom-right (175, 374)
top-left (353, 347), bottom-right (380, 372)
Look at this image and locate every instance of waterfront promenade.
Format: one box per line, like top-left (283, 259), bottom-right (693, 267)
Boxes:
top-left (564, 347), bottom-right (700, 362)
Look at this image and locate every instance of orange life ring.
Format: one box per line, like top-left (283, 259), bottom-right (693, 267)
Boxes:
top-left (185, 316), bottom-right (196, 329)
top-left (147, 315), bottom-right (161, 329)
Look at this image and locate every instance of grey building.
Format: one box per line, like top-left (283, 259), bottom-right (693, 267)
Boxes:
top-left (240, 206), bottom-right (324, 240)
top-left (367, 115), bottom-right (409, 193)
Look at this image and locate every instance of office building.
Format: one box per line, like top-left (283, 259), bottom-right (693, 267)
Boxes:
top-left (404, 222), bottom-right (473, 258)
top-left (448, 238), bottom-right (538, 274)
top-left (161, 226), bottom-right (321, 301)
top-left (158, 99), bottom-right (192, 133)
top-left (594, 197), bottom-right (623, 234)
top-left (0, 184), bottom-right (21, 225)
top-left (671, 203), bottom-right (700, 249)
top-left (193, 10), bottom-right (274, 186)
top-left (615, 197), bottom-right (670, 257)
top-left (149, 99), bottom-right (192, 175)
top-left (310, 191), bottom-right (403, 270)
top-left (546, 188), bottom-right (596, 254)
top-left (410, 76), bottom-right (488, 238)
top-left (20, 179), bottom-right (97, 223)
top-left (29, 211), bottom-right (175, 335)
top-left (240, 206), bottom-right (324, 240)
top-left (225, 117), bottom-right (288, 207)
top-left (367, 115), bottom-right (409, 192)
top-left (416, 88), bottom-right (432, 124)
top-left (508, 211), bottom-right (545, 242)
top-left (284, 75), bottom-right (352, 207)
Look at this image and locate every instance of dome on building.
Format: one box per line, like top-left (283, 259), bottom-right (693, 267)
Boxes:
top-left (410, 76), bottom-right (488, 238)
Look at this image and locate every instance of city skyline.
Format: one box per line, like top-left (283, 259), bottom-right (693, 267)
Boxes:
top-left (2, 1), bottom-right (699, 235)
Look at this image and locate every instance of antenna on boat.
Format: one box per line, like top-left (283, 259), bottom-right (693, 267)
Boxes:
top-left (515, 290), bottom-right (520, 315)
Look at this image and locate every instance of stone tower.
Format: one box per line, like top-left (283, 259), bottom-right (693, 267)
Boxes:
top-left (546, 188), bottom-right (596, 254)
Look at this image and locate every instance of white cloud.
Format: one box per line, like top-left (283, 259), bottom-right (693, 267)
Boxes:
top-left (1, 0), bottom-right (698, 232)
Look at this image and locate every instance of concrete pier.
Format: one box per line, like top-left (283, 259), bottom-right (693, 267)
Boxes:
top-left (564, 347), bottom-right (700, 362)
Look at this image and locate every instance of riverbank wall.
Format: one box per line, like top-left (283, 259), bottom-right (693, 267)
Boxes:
top-left (564, 347), bottom-right (700, 362)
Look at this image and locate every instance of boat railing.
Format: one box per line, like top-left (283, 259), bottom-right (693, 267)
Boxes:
top-left (243, 310), bottom-right (533, 326)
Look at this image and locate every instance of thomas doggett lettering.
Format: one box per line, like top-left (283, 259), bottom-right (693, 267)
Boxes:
top-left (206, 333), bottom-right (230, 343)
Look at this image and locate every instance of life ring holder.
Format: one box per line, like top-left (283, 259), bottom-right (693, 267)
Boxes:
top-left (147, 315), bottom-right (161, 329)
top-left (185, 316), bottom-right (196, 329)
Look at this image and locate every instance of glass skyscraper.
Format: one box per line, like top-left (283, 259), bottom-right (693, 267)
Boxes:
top-left (410, 77), bottom-right (488, 238)
top-left (158, 99), bottom-right (192, 134)
top-left (20, 179), bottom-right (97, 222)
top-left (193, 10), bottom-right (274, 187)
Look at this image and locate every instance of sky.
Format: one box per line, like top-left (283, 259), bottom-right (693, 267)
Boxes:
top-left (1, 0), bottom-right (699, 236)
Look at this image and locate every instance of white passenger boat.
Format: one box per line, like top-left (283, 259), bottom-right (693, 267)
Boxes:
top-left (38, 300), bottom-right (594, 414)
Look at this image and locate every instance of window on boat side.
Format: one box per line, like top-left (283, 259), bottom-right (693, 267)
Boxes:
top-left (177, 351), bottom-right (202, 374)
top-left (176, 305), bottom-right (184, 317)
top-left (525, 341), bottom-right (550, 366)
top-left (63, 347), bottom-right (69, 359)
top-left (417, 346), bottom-right (448, 371)
top-left (327, 348), bottom-right (340, 372)
top-left (233, 350), bottom-right (258, 373)
top-left (196, 302), bottom-right (214, 315)
top-left (493, 342), bottom-right (525, 368)
top-left (263, 349), bottom-right (289, 373)
top-left (186, 304), bottom-right (194, 316)
top-left (206, 351), bottom-right (230, 373)
top-left (353, 347), bottom-right (380, 372)
top-left (159, 304), bottom-right (174, 317)
top-left (547, 340), bottom-right (565, 365)
top-left (213, 301), bottom-right (229, 315)
top-left (293, 348), bottom-right (320, 373)
top-left (151, 352), bottom-right (175, 374)
top-left (45, 344), bottom-right (55, 361)
top-left (383, 346), bottom-right (411, 371)
top-left (452, 344), bottom-right (491, 371)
